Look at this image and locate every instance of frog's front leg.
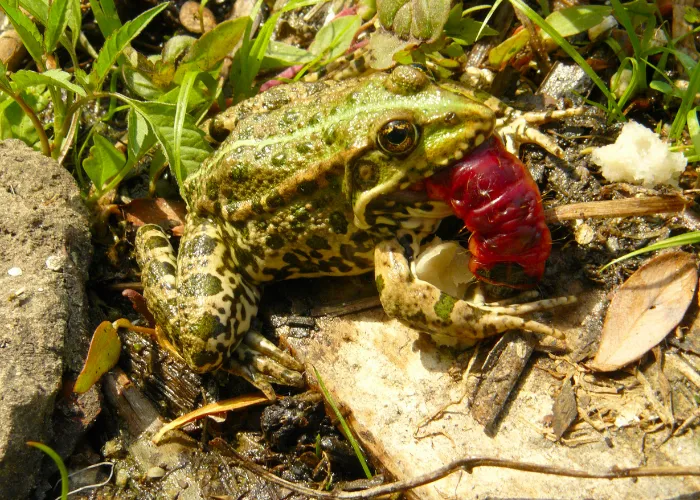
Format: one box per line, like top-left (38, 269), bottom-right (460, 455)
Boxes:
top-left (136, 215), bottom-right (303, 399)
top-left (374, 237), bottom-right (575, 347)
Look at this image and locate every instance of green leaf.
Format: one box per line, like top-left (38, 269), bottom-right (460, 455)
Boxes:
top-left (0, 60), bottom-right (12, 90)
top-left (261, 41), bottom-right (313, 70)
top-left (45, 0), bottom-right (71, 53)
top-left (685, 6), bottom-right (700, 24)
top-left (0, 0), bottom-right (45, 68)
top-left (544, 5), bottom-right (612, 38)
top-left (11, 69), bottom-right (87, 97)
top-left (83, 134), bottom-right (126, 191)
top-left (309, 15), bottom-right (361, 63)
top-left (173, 17), bottom-right (248, 83)
top-left (73, 321), bottom-right (122, 393)
top-left (89, 3), bottom-right (169, 90)
top-left (127, 108), bottom-right (155, 160)
top-left (173, 71), bottom-right (198, 184)
top-left (0, 86), bottom-right (50, 147)
top-left (68, 0), bottom-right (82, 48)
top-left (89, 0), bottom-right (122, 38)
top-left (445, 16), bottom-right (497, 46)
top-left (126, 99), bottom-right (212, 187)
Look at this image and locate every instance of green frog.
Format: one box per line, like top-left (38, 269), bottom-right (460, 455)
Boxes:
top-left (135, 65), bottom-right (574, 398)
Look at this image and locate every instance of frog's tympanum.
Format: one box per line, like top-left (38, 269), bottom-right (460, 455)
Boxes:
top-left (136, 65), bottom-right (574, 397)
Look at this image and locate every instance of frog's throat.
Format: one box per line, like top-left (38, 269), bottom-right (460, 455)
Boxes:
top-left (353, 171), bottom-right (452, 229)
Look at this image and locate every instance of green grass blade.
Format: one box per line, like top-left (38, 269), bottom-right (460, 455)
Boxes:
top-left (600, 232), bottom-right (700, 271)
top-left (89, 3), bottom-right (168, 90)
top-left (173, 71), bottom-right (198, 185)
top-left (27, 442), bottom-right (69, 500)
top-left (609, 0), bottom-right (645, 88)
top-left (687, 108), bottom-right (700, 156)
top-left (313, 367), bottom-right (372, 479)
top-left (509, 0), bottom-right (624, 120)
top-left (671, 55), bottom-right (700, 139)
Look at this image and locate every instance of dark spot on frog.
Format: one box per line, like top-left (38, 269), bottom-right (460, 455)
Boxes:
top-left (297, 180), bottom-right (318, 196)
top-left (310, 250), bottom-right (323, 259)
top-left (419, 203), bottom-right (434, 212)
top-left (189, 346), bottom-right (221, 369)
top-left (160, 261), bottom-right (177, 276)
top-left (265, 192), bottom-right (284, 209)
top-left (144, 234), bottom-right (170, 250)
top-left (262, 88), bottom-right (291, 110)
top-left (180, 273), bottom-right (223, 297)
top-left (307, 235), bottom-right (330, 250)
top-left (181, 234), bottom-right (218, 256)
top-left (255, 145), bottom-right (272, 161)
top-left (266, 234), bottom-right (285, 250)
top-left (251, 200), bottom-right (265, 214)
top-left (329, 211), bottom-right (348, 234)
top-left (296, 142), bottom-right (314, 154)
top-left (281, 110), bottom-right (300, 125)
top-left (271, 153), bottom-right (286, 166)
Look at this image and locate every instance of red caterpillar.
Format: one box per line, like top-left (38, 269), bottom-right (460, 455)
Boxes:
top-left (425, 135), bottom-right (551, 288)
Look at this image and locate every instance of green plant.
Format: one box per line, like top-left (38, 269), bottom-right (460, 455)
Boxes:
top-left (27, 441), bottom-right (69, 500)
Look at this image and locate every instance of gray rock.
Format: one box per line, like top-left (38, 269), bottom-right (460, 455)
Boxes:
top-left (0, 140), bottom-right (91, 499)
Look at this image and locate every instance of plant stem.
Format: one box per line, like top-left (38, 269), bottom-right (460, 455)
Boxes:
top-left (5, 89), bottom-right (51, 156)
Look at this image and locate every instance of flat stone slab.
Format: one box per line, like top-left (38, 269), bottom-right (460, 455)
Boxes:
top-left (284, 305), bottom-right (700, 499)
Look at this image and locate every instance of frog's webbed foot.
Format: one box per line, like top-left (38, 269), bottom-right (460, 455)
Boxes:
top-left (374, 238), bottom-right (576, 348)
top-left (224, 330), bottom-right (305, 400)
top-left (496, 106), bottom-right (586, 158)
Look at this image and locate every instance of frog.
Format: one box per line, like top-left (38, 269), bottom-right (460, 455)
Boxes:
top-left (135, 65), bottom-right (576, 399)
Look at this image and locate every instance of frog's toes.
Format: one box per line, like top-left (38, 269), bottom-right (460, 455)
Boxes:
top-left (497, 107), bottom-right (586, 157)
top-left (224, 330), bottom-right (304, 399)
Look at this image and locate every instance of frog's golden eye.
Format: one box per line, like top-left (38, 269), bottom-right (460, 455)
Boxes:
top-left (377, 120), bottom-right (420, 155)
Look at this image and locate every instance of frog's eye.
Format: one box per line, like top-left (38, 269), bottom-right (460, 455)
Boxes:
top-left (377, 120), bottom-right (420, 155)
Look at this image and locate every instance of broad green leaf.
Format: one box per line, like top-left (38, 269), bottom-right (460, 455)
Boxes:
top-left (173, 71), bottom-right (198, 184)
top-left (126, 99), bottom-right (212, 187)
top-left (444, 16), bottom-right (497, 46)
top-left (0, 60), bottom-right (11, 90)
top-left (309, 15), bottom-right (361, 62)
top-left (545, 5), bottom-right (612, 38)
top-left (73, 321), bottom-right (122, 393)
top-left (122, 66), bottom-right (167, 100)
top-left (89, 3), bottom-right (169, 90)
top-left (18, 0), bottom-right (48, 23)
top-left (0, 86), bottom-right (50, 147)
top-left (0, 0), bottom-right (44, 67)
top-left (173, 17), bottom-right (248, 82)
top-left (128, 109), bottom-right (155, 160)
top-left (377, 0), bottom-right (451, 42)
top-left (89, 0), bottom-right (122, 38)
top-left (68, 0), bottom-right (82, 48)
top-left (83, 134), bottom-right (126, 190)
top-left (12, 69), bottom-right (87, 97)
top-left (261, 41), bottom-right (313, 70)
top-left (45, 0), bottom-right (71, 53)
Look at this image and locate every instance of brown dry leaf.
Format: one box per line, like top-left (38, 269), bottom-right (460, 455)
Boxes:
top-left (152, 394), bottom-right (270, 443)
top-left (124, 198), bottom-right (186, 236)
top-left (590, 251), bottom-right (697, 372)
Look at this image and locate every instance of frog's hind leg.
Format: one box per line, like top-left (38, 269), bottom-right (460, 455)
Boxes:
top-left (137, 216), bottom-right (303, 399)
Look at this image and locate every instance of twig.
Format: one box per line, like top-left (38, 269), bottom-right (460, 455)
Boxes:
top-left (545, 196), bottom-right (691, 224)
top-left (225, 446), bottom-right (700, 499)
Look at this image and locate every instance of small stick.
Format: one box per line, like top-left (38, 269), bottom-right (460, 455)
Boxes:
top-left (221, 441), bottom-right (700, 500)
top-left (545, 196), bottom-right (691, 224)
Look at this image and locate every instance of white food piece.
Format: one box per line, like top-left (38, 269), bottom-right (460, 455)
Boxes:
top-left (590, 121), bottom-right (687, 187)
top-left (414, 238), bottom-right (473, 298)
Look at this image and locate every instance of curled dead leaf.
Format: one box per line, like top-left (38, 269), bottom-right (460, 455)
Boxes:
top-left (590, 251), bottom-right (697, 372)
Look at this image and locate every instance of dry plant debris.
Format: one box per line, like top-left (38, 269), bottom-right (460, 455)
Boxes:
top-left (591, 251), bottom-right (698, 372)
